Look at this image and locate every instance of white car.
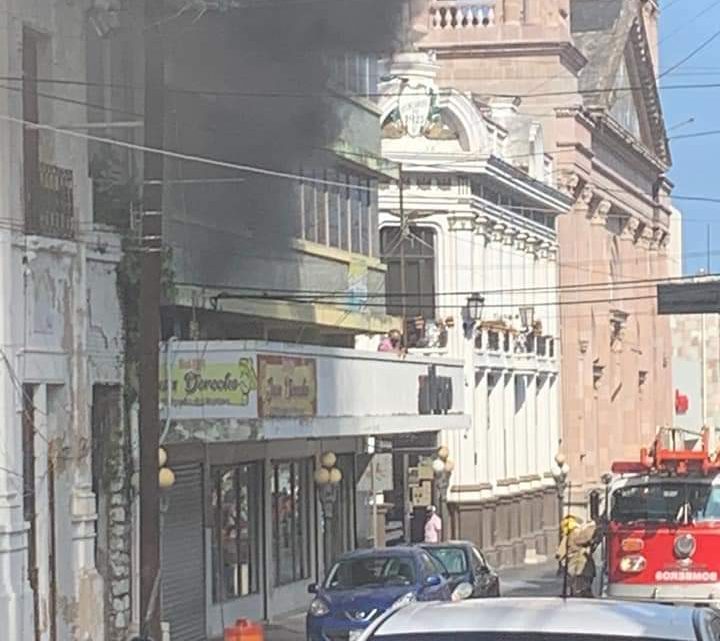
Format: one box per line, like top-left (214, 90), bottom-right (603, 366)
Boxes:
top-left (357, 597), bottom-right (720, 641)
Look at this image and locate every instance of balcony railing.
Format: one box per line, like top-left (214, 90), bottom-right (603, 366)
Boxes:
top-left (429, 0), bottom-right (496, 29)
top-left (26, 163), bottom-right (74, 239)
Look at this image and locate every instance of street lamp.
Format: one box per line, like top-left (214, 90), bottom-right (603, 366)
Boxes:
top-left (464, 292), bottom-right (485, 337)
top-left (432, 446), bottom-right (454, 540)
top-left (552, 451), bottom-right (570, 540)
top-left (315, 452), bottom-right (343, 563)
top-left (519, 306), bottom-right (535, 329)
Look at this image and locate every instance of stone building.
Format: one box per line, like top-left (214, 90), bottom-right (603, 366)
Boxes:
top-left (377, 52), bottom-right (571, 566)
top-left (417, 0), bottom-right (674, 494)
top-left (0, 1), bottom-right (129, 639)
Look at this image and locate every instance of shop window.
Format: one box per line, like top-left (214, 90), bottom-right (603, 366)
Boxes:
top-left (272, 459), bottom-right (313, 586)
top-left (211, 463), bottom-right (262, 602)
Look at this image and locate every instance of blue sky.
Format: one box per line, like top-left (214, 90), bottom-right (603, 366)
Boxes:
top-left (660, 0), bottom-right (720, 275)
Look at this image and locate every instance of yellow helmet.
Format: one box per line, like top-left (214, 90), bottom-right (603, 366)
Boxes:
top-left (561, 515), bottom-right (579, 536)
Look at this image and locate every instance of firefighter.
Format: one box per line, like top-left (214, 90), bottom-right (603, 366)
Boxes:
top-left (556, 515), bottom-right (599, 597)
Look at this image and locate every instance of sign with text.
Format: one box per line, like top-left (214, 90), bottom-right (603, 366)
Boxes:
top-left (257, 354), bottom-right (317, 417)
top-left (162, 354), bottom-right (258, 419)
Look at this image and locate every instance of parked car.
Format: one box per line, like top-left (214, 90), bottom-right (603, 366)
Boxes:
top-left (419, 541), bottom-right (500, 598)
top-left (354, 597), bottom-right (720, 641)
top-left (306, 547), bottom-right (465, 641)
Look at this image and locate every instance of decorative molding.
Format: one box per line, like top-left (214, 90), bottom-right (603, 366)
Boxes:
top-left (590, 199), bottom-right (611, 226)
top-left (619, 216), bottom-right (639, 242)
top-left (558, 171), bottom-right (581, 198)
top-left (502, 227), bottom-right (517, 246)
top-left (490, 222), bottom-right (506, 243)
top-left (578, 184), bottom-right (594, 207)
top-left (448, 215), bottom-right (475, 232)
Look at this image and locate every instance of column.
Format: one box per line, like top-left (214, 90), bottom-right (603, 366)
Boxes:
top-left (507, 230), bottom-right (521, 323)
top-left (488, 371), bottom-right (503, 485)
top-left (69, 237), bottom-right (104, 641)
top-left (527, 374), bottom-right (538, 478)
top-left (536, 374), bottom-right (550, 475)
top-left (476, 370), bottom-right (489, 485)
top-left (504, 372), bottom-right (516, 480)
top-left (448, 215), bottom-right (478, 489)
top-left (549, 374), bottom-right (560, 467)
top-left (0, 228), bottom-right (34, 639)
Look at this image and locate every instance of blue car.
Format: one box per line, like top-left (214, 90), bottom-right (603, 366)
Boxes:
top-left (306, 547), bottom-right (454, 641)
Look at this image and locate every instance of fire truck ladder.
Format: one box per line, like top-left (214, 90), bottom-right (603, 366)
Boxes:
top-left (611, 427), bottom-right (720, 476)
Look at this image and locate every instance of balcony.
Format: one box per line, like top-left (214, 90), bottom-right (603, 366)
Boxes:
top-left (25, 163), bottom-right (74, 239)
top-left (429, 0), bottom-right (496, 30)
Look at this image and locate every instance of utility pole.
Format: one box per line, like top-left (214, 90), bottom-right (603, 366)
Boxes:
top-left (139, 0), bottom-right (165, 639)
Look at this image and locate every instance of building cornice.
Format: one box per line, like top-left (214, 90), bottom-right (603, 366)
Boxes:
top-left (426, 40), bottom-right (587, 75)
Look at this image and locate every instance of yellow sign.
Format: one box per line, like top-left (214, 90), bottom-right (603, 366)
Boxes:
top-left (258, 355), bottom-right (317, 417)
top-left (167, 357), bottom-right (257, 409)
top-left (411, 481), bottom-right (432, 507)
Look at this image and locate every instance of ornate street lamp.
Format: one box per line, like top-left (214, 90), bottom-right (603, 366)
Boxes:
top-left (464, 292), bottom-right (485, 337)
top-left (315, 452), bottom-right (343, 563)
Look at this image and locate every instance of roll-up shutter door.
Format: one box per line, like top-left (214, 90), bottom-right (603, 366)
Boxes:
top-left (161, 463), bottom-right (206, 641)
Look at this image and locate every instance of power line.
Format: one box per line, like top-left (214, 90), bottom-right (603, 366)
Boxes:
top-left (660, 27), bottom-right (720, 79)
top-left (0, 112), bottom-right (373, 192)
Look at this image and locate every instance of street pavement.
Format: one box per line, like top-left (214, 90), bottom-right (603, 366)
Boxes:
top-left (262, 561), bottom-right (564, 641)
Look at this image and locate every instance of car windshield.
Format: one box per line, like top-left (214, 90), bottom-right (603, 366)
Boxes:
top-left (325, 556), bottom-right (417, 590)
top-left (425, 547), bottom-right (468, 575)
top-left (612, 481), bottom-right (720, 524)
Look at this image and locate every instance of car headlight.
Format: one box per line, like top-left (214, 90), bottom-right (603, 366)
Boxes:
top-left (451, 582), bottom-right (473, 601)
top-left (309, 598), bottom-right (330, 617)
top-left (390, 592), bottom-right (416, 610)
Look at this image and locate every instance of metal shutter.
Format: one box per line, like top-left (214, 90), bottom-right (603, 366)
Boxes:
top-left (162, 463), bottom-right (206, 641)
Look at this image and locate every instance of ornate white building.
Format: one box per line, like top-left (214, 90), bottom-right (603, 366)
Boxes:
top-left (378, 52), bottom-right (572, 566)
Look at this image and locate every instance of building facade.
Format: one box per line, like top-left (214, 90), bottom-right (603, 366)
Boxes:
top-left (376, 52), bottom-right (571, 566)
top-left (418, 0), bottom-right (674, 494)
top-left (0, 1), bottom-right (130, 640)
top-left (159, 340), bottom-right (469, 638)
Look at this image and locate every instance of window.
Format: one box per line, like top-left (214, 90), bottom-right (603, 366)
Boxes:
top-left (325, 555), bottom-right (416, 589)
top-left (272, 459), bottom-right (313, 586)
top-left (211, 463), bottom-right (262, 602)
top-left (381, 226), bottom-right (436, 321)
top-left (298, 169), bottom-right (376, 257)
top-left (612, 482), bottom-right (720, 524)
top-left (426, 547), bottom-right (468, 575)
top-left (472, 547), bottom-right (488, 571)
top-left (329, 53), bottom-right (379, 100)
top-left (351, 177), bottom-right (362, 253)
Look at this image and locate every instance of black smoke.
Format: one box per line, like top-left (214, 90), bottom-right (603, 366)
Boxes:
top-left (160, 0), bottom-right (420, 273)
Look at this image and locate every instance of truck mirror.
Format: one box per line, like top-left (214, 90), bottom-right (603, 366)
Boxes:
top-left (589, 490), bottom-right (601, 522)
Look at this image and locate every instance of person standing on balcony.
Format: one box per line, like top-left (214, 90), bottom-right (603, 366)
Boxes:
top-left (378, 329), bottom-right (403, 354)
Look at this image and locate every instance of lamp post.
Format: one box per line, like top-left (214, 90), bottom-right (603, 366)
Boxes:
top-left (315, 452), bottom-right (343, 567)
top-left (432, 446), bottom-right (454, 540)
top-left (551, 452), bottom-right (570, 542)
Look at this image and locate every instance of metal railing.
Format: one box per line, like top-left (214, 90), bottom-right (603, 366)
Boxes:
top-left (26, 163), bottom-right (74, 239)
top-left (429, 0), bottom-right (496, 29)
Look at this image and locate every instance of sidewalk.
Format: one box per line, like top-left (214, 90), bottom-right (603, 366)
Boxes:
top-left (264, 613), bottom-right (306, 641)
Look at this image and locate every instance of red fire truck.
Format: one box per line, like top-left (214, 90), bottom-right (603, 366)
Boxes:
top-left (603, 427), bottom-right (720, 605)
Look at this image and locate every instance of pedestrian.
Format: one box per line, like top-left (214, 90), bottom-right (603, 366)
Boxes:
top-left (555, 515), bottom-right (598, 597)
top-left (424, 505), bottom-right (442, 543)
top-left (378, 329), bottom-right (403, 354)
